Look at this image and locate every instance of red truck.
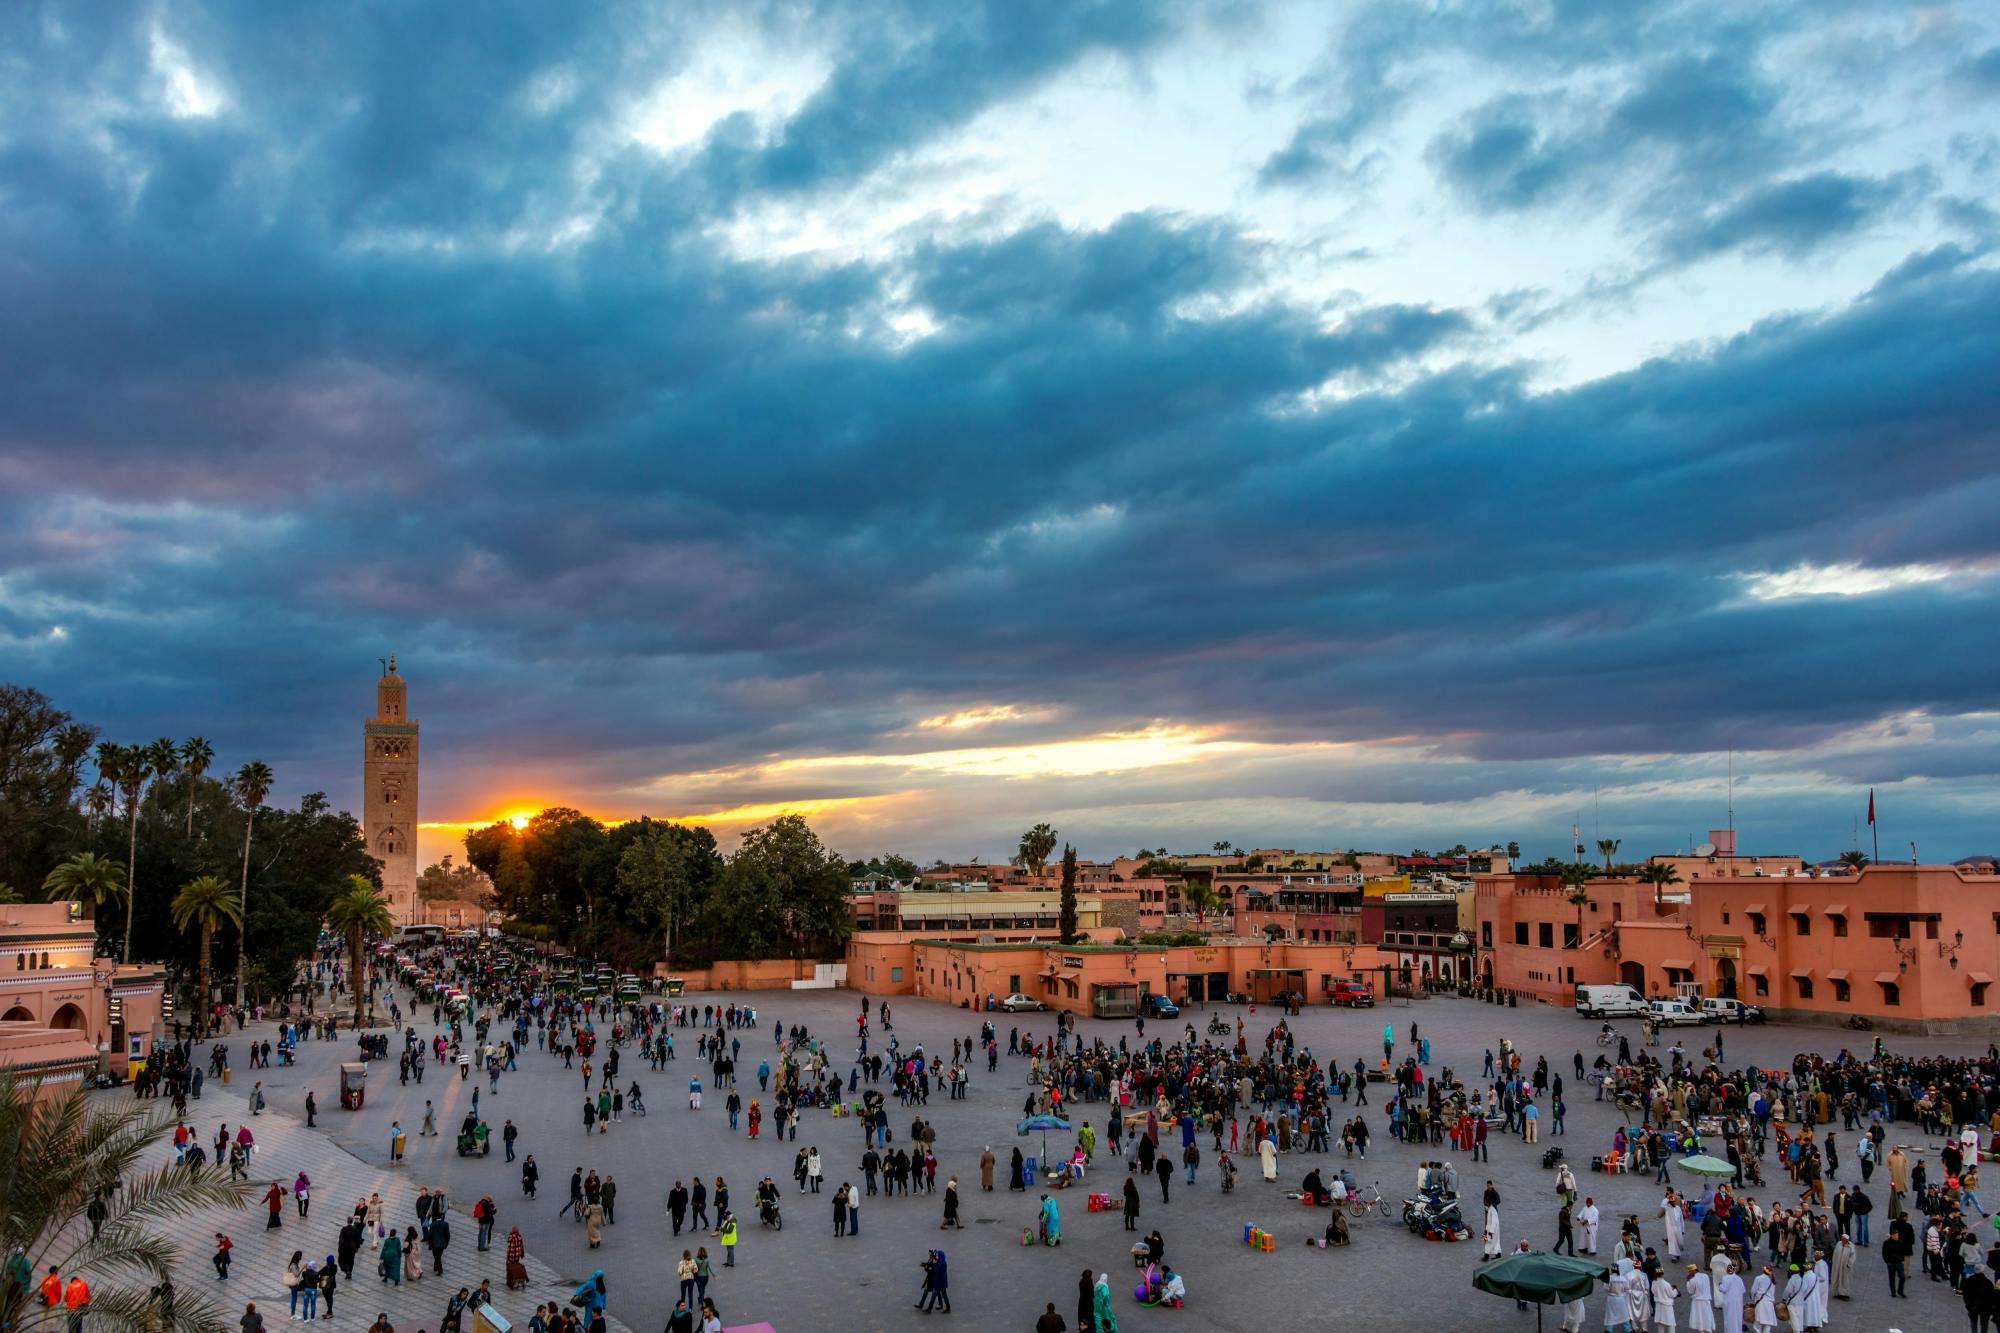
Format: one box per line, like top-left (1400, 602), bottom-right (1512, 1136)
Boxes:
top-left (1328, 979), bottom-right (1375, 1008)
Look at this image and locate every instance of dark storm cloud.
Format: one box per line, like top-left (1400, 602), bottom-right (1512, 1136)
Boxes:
top-left (1, 0), bottom-right (1997, 860)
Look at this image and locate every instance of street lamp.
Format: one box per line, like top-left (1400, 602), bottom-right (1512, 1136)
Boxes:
top-left (1938, 929), bottom-right (1965, 968)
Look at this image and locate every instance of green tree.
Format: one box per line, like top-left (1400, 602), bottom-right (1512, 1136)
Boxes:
top-left (85, 781), bottom-right (112, 833)
top-left (1058, 843), bottom-right (1079, 944)
top-left (1596, 838), bottom-right (1622, 873)
top-left (1183, 879), bottom-right (1218, 925)
top-left (714, 815), bottom-right (852, 960)
top-left (179, 736), bottom-right (214, 837)
top-left (230, 761), bottom-right (273, 1006)
top-left (325, 876), bottom-right (393, 1024)
top-left (170, 875), bottom-right (241, 1038)
top-left (1559, 861), bottom-right (1593, 943)
top-left (0, 882), bottom-right (18, 905)
top-left (0, 687), bottom-right (88, 892)
top-left (41, 851), bottom-right (127, 922)
top-left (105, 742), bottom-right (153, 963)
top-left (618, 824), bottom-right (692, 964)
top-left (1017, 823), bottom-right (1058, 877)
top-left (1506, 840), bottom-right (1521, 860)
top-left (0, 1067), bottom-right (250, 1333)
top-left (1639, 861), bottom-right (1684, 907)
top-left (1838, 849), bottom-right (1869, 872)
top-left (51, 723), bottom-right (96, 804)
top-left (144, 738), bottom-right (180, 820)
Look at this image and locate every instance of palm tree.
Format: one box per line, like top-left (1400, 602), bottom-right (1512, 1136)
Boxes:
top-left (1596, 838), bottom-right (1622, 873)
top-left (169, 876), bottom-right (242, 1040)
top-left (0, 1066), bottom-right (249, 1333)
top-left (1018, 823), bottom-right (1058, 877)
top-left (1559, 861), bottom-right (1593, 944)
top-left (179, 736), bottom-right (214, 837)
top-left (230, 761), bottom-right (273, 1008)
top-left (1183, 880), bottom-right (1218, 925)
top-left (84, 781), bottom-right (112, 833)
top-left (102, 743), bottom-right (152, 964)
top-left (0, 883), bottom-right (20, 906)
top-left (41, 852), bottom-right (128, 922)
top-left (144, 738), bottom-right (180, 816)
top-left (51, 723), bottom-right (95, 804)
top-left (325, 877), bottom-right (393, 1025)
top-left (1640, 862), bottom-right (1684, 907)
top-left (1838, 849), bottom-right (1869, 872)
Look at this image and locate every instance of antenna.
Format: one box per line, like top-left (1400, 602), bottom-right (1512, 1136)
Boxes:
top-left (1726, 751), bottom-right (1735, 845)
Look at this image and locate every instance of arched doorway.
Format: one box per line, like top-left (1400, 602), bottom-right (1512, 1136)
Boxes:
top-left (1481, 958), bottom-right (1494, 988)
top-left (49, 1002), bottom-right (87, 1031)
top-left (1618, 961), bottom-right (1646, 994)
top-left (1715, 958), bottom-right (1738, 999)
top-left (1, 1005), bottom-right (32, 1023)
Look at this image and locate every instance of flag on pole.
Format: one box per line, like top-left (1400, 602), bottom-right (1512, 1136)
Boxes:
top-left (1866, 789), bottom-right (1875, 825)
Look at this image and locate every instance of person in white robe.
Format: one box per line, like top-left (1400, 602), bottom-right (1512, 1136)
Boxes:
top-left (1827, 1235), bottom-right (1854, 1300)
top-left (1718, 1265), bottom-right (1746, 1333)
top-left (1808, 1254), bottom-right (1828, 1328)
top-left (1258, 1133), bottom-right (1277, 1182)
top-left (1628, 1262), bottom-right (1652, 1326)
top-left (1482, 1204), bottom-right (1503, 1259)
top-left (1660, 1193), bottom-right (1686, 1261)
top-left (1709, 1250), bottom-right (1732, 1314)
top-left (1582, 1198), bottom-right (1602, 1254)
top-left (1748, 1266), bottom-right (1777, 1333)
top-left (1685, 1265), bottom-right (1715, 1333)
top-left (1782, 1265), bottom-right (1811, 1333)
top-left (1604, 1259), bottom-right (1637, 1332)
top-left (1560, 1294), bottom-right (1587, 1332)
top-left (1650, 1273), bottom-right (1678, 1331)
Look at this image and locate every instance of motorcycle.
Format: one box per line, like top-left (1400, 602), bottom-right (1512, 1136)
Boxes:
top-left (1401, 1193), bottom-right (1465, 1236)
top-left (758, 1199), bottom-right (783, 1231)
top-left (1206, 1017), bottom-right (1231, 1037)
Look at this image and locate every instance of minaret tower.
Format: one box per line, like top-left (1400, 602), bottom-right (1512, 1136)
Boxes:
top-left (363, 655), bottom-right (420, 926)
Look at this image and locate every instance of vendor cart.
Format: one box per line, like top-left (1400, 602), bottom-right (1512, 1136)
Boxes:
top-left (339, 1061), bottom-right (367, 1110)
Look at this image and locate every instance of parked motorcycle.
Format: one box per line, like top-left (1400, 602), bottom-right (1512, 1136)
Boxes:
top-left (1401, 1193), bottom-right (1465, 1236)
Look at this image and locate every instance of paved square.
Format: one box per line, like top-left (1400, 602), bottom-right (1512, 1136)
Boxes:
top-left (194, 981), bottom-right (1977, 1332)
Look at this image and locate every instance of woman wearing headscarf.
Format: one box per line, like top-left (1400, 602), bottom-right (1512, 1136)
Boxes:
top-left (1010, 1147), bottom-right (1026, 1191)
top-left (1092, 1274), bottom-right (1117, 1333)
top-left (1077, 1269), bottom-right (1095, 1332)
top-left (377, 1229), bottom-right (401, 1287)
top-left (504, 1229), bottom-right (528, 1291)
top-left (1040, 1194), bottom-right (1061, 1245)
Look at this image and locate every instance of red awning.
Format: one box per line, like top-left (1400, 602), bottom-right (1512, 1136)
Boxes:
top-left (1969, 971), bottom-right (1995, 986)
top-left (1745, 903), bottom-right (1767, 915)
top-left (1788, 967), bottom-right (1813, 978)
top-left (1821, 903), bottom-right (1848, 916)
top-left (1824, 969), bottom-right (1850, 981)
top-left (1875, 972), bottom-right (1900, 984)
top-left (1745, 964), bottom-right (1770, 976)
top-left (1661, 958), bottom-right (1694, 971)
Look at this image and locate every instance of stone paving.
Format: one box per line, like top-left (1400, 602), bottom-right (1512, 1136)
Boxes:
top-left (164, 980), bottom-right (1976, 1332)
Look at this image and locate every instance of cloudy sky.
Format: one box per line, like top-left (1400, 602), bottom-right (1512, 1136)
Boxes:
top-left (4, 1), bottom-right (1999, 868)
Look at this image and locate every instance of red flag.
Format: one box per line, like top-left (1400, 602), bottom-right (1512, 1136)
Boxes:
top-left (1866, 789), bottom-right (1875, 825)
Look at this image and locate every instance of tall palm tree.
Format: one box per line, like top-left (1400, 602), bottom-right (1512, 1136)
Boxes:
top-left (1838, 849), bottom-right (1869, 872)
top-left (324, 876), bottom-right (393, 1026)
top-left (41, 852), bottom-right (128, 922)
top-left (51, 723), bottom-right (95, 804)
top-left (169, 876), bottom-right (241, 1040)
top-left (179, 737), bottom-right (214, 838)
top-left (1559, 861), bottom-right (1593, 944)
top-left (143, 738), bottom-right (179, 825)
top-left (1596, 838), bottom-right (1622, 873)
top-left (103, 743), bottom-right (152, 964)
top-left (0, 883), bottom-right (20, 905)
top-left (0, 1066), bottom-right (249, 1333)
top-left (1184, 880), bottom-right (1218, 925)
top-left (230, 761), bottom-right (273, 1008)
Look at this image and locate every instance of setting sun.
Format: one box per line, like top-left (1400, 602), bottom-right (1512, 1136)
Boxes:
top-left (507, 813), bottom-right (532, 830)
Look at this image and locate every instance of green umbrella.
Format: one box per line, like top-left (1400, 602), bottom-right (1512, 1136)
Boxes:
top-left (1473, 1251), bottom-right (1610, 1333)
top-left (1677, 1154), bottom-right (1736, 1178)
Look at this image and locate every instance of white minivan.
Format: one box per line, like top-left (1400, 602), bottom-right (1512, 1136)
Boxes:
top-left (1646, 997), bottom-right (1704, 1026)
top-left (1699, 997), bottom-right (1766, 1025)
top-left (1575, 984), bottom-right (1647, 1018)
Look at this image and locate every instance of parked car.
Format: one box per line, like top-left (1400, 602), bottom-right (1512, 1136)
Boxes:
top-left (1646, 997), bottom-right (1704, 1027)
top-left (1140, 994), bottom-right (1179, 1019)
top-left (1328, 979), bottom-right (1375, 1008)
top-left (1574, 984), bottom-right (1647, 1019)
top-left (1699, 997), bottom-right (1766, 1025)
top-left (999, 993), bottom-right (1048, 1012)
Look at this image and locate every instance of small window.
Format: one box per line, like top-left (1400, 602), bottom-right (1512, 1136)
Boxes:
top-left (1747, 912), bottom-right (1766, 937)
top-left (1830, 914), bottom-right (1848, 938)
top-left (1831, 979), bottom-right (1850, 1003)
top-left (1538, 923), bottom-right (1554, 948)
top-left (1752, 975), bottom-right (1769, 997)
top-left (1925, 919), bottom-right (1939, 940)
top-left (1009, 975), bottom-right (1020, 993)
top-left (1514, 923), bottom-right (1529, 946)
top-left (1880, 981), bottom-right (1901, 1007)
top-left (890, 967), bottom-right (903, 983)
top-left (1791, 913), bottom-right (1810, 937)
top-left (1482, 922), bottom-right (1494, 948)
top-left (1721, 911), bottom-right (1730, 925)
top-left (1974, 982), bottom-right (1991, 1007)
top-left (1795, 977), bottom-right (1813, 1000)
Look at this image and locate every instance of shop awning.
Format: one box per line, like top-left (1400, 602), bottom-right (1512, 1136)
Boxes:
top-left (1969, 971), bottom-right (1994, 986)
top-left (1824, 969), bottom-right (1849, 982)
top-left (1248, 967), bottom-right (1306, 975)
top-left (1745, 965), bottom-right (1769, 976)
top-left (1788, 967), bottom-right (1813, 978)
top-left (1820, 903), bottom-right (1848, 916)
top-left (1091, 980), bottom-right (1136, 991)
top-left (1058, 969), bottom-right (1082, 982)
top-left (1745, 903), bottom-right (1767, 915)
top-left (1039, 966), bottom-right (1060, 978)
top-left (1875, 972), bottom-right (1900, 984)
top-left (1661, 959), bottom-right (1694, 971)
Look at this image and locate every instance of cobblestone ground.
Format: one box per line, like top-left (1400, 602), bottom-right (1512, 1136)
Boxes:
top-left (178, 981), bottom-right (1973, 1333)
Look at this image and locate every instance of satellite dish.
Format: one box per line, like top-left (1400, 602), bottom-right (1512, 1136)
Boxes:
top-left (1693, 842), bottom-right (1717, 858)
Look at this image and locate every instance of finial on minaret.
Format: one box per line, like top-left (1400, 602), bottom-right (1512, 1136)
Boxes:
top-left (388, 653), bottom-right (397, 673)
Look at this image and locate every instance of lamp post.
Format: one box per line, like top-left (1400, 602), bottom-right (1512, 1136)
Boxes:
top-left (1938, 929), bottom-right (1965, 969)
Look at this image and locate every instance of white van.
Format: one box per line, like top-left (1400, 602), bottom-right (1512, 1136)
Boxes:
top-left (1647, 997), bottom-right (1704, 1026)
top-left (1699, 997), bottom-right (1766, 1025)
top-left (1575, 984), bottom-right (1647, 1018)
